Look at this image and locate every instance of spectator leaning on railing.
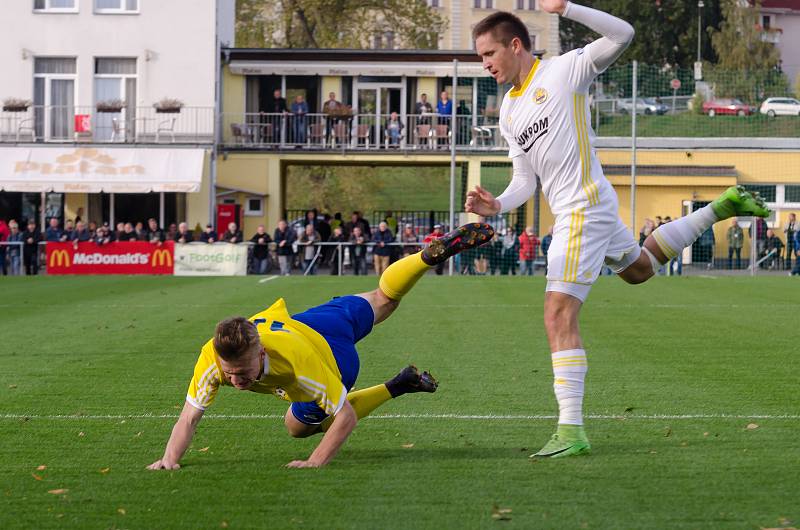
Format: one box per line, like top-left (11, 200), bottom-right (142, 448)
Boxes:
top-left (372, 221), bottom-right (394, 276)
top-left (328, 226), bottom-right (347, 276)
top-left (146, 218), bottom-right (166, 245)
top-left (400, 223), bottom-right (419, 256)
top-left (200, 224), bottom-right (217, 243)
top-left (221, 222), bottom-right (242, 244)
top-left (6, 221), bottom-right (23, 275)
top-left (45, 217), bottom-right (62, 242)
top-left (174, 222), bottom-right (194, 243)
top-left (71, 221), bottom-right (91, 249)
top-left (62, 219), bottom-right (74, 242)
top-left (250, 225), bottom-right (272, 275)
top-left (273, 219), bottom-right (295, 276)
top-left (299, 224), bottom-right (321, 275)
top-left (0, 218), bottom-right (9, 275)
top-left (118, 222), bottom-right (139, 242)
top-left (349, 226), bottom-right (368, 275)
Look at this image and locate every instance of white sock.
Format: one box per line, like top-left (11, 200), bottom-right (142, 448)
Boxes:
top-left (552, 349), bottom-right (587, 425)
top-left (650, 205), bottom-right (719, 260)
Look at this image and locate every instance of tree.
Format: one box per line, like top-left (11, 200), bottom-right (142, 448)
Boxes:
top-left (237, 0), bottom-right (448, 49)
top-left (559, 0), bottom-right (724, 68)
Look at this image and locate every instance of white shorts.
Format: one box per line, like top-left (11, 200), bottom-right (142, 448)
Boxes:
top-left (546, 202), bottom-right (640, 302)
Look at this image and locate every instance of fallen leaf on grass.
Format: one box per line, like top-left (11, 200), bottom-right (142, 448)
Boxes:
top-left (78, 432), bottom-right (85, 437)
top-left (100, 468), bottom-right (110, 474)
top-left (117, 508), bottom-right (126, 515)
top-left (703, 432), bottom-right (710, 437)
top-left (663, 427), bottom-right (672, 437)
top-left (491, 504), bottom-right (512, 521)
top-left (56, 514), bottom-right (64, 519)
top-left (32, 473), bottom-right (43, 481)
top-left (746, 423), bottom-right (759, 430)
top-left (197, 447), bottom-right (210, 453)
top-left (220, 521), bottom-right (229, 528)
top-left (135, 432), bottom-right (143, 437)
top-left (779, 517), bottom-right (794, 526)
top-left (401, 443), bottom-right (414, 449)
top-left (8, 384), bottom-right (17, 389)
top-left (36, 465), bottom-right (47, 471)
top-left (48, 489), bottom-right (68, 495)
top-left (623, 406), bottom-right (635, 413)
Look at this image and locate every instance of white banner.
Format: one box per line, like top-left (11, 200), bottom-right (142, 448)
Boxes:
top-left (174, 243), bottom-right (248, 276)
top-left (0, 147), bottom-right (205, 193)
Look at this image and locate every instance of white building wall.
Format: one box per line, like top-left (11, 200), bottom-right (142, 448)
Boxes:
top-left (0, 0), bottom-right (224, 108)
top-left (774, 13), bottom-right (800, 89)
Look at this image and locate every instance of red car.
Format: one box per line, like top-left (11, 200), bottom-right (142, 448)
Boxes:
top-left (702, 98), bottom-right (754, 117)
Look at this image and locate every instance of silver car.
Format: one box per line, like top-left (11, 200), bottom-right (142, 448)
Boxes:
top-left (759, 97), bottom-right (800, 117)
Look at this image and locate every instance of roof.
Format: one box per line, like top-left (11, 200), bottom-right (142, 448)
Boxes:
top-left (223, 48), bottom-right (545, 63)
top-left (758, 0), bottom-right (800, 11)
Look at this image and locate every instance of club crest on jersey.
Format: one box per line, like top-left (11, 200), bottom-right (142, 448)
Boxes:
top-left (514, 116), bottom-right (550, 153)
top-left (534, 87), bottom-right (548, 104)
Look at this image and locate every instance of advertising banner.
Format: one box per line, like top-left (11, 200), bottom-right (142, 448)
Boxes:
top-left (46, 241), bottom-right (174, 275)
top-left (173, 243), bottom-right (248, 276)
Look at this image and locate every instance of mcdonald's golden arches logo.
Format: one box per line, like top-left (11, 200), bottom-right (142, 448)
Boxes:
top-left (50, 249), bottom-right (71, 268)
top-left (151, 249), bottom-right (173, 267)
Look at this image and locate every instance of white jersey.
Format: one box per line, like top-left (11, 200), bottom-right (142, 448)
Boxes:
top-left (499, 50), bottom-right (615, 216)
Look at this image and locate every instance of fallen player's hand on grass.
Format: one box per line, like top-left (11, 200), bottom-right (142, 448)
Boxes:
top-left (147, 459), bottom-right (181, 470)
top-left (285, 459), bottom-right (322, 469)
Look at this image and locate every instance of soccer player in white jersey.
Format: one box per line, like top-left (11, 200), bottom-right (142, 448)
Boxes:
top-left (468, 1), bottom-right (770, 458)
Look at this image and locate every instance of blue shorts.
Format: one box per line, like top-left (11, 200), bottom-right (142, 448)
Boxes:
top-left (289, 295), bottom-right (375, 424)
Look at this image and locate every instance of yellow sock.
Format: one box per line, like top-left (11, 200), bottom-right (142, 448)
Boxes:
top-left (378, 252), bottom-right (430, 301)
top-left (321, 384), bottom-right (392, 431)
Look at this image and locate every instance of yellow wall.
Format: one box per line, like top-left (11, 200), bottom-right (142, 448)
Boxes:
top-left (417, 77), bottom-right (438, 101)
top-left (321, 77), bottom-right (342, 103)
top-left (215, 153), bottom-right (282, 231)
top-left (64, 193), bottom-right (87, 223)
top-left (185, 150), bottom-right (212, 229)
top-left (222, 66), bottom-right (246, 144)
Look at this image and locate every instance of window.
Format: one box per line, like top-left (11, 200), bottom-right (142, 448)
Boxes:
top-left (33, 57), bottom-right (77, 140)
top-left (245, 198), bottom-right (264, 216)
top-left (475, 0), bottom-right (493, 8)
top-left (762, 15), bottom-right (771, 29)
top-left (95, 0), bottom-right (138, 12)
top-left (785, 185), bottom-right (800, 204)
top-left (517, 0), bottom-right (536, 9)
top-left (743, 184), bottom-right (776, 203)
top-left (33, 0), bottom-right (77, 12)
top-left (94, 58), bottom-right (138, 141)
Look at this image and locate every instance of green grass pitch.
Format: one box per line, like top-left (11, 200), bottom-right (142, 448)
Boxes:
top-left (1, 275), bottom-right (798, 529)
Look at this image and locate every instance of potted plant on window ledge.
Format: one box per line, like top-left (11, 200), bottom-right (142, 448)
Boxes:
top-left (153, 98), bottom-right (184, 113)
top-left (96, 99), bottom-right (126, 113)
top-left (3, 98), bottom-right (32, 112)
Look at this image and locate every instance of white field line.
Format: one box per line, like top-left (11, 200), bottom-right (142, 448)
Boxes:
top-left (1, 413), bottom-right (798, 421)
top-left (258, 275), bottom-right (279, 284)
top-left (1, 303), bottom-right (799, 309)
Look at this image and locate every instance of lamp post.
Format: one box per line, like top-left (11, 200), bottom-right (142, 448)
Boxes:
top-left (697, 1), bottom-right (704, 63)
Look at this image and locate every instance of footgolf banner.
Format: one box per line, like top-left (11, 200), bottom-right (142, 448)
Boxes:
top-left (173, 243), bottom-right (248, 276)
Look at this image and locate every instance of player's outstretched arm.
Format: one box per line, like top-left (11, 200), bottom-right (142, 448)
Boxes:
top-left (286, 400), bottom-right (357, 468)
top-left (147, 401), bottom-right (204, 470)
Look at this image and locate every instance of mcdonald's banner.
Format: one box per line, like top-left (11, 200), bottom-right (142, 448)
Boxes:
top-left (173, 243), bottom-right (248, 276)
top-left (46, 241), bottom-right (175, 275)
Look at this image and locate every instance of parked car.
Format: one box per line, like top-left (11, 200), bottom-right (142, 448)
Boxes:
top-left (702, 98), bottom-right (754, 117)
top-left (760, 97), bottom-right (800, 117)
top-left (618, 97), bottom-right (669, 115)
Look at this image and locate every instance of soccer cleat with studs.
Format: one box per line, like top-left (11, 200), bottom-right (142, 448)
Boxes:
top-left (385, 365), bottom-right (438, 398)
top-left (711, 185), bottom-right (771, 220)
top-left (421, 222), bottom-right (495, 266)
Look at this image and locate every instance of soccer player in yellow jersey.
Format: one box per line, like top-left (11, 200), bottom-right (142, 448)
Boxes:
top-left (468, 1), bottom-right (770, 458)
top-left (147, 222), bottom-right (494, 469)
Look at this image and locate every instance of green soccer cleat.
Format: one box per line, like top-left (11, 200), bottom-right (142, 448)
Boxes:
top-left (711, 185), bottom-right (771, 220)
top-left (531, 424), bottom-right (591, 459)
top-left (421, 222), bottom-right (495, 266)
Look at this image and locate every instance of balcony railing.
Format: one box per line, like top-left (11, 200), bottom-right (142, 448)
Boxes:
top-left (0, 105), bottom-right (214, 144)
top-left (221, 112), bottom-right (509, 151)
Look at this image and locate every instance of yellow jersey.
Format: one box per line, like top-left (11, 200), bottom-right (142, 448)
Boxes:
top-left (185, 298), bottom-right (346, 416)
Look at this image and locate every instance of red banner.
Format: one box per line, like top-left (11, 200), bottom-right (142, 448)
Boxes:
top-left (46, 241), bottom-right (174, 275)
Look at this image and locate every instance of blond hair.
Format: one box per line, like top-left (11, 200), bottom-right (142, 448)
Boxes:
top-left (213, 317), bottom-right (261, 361)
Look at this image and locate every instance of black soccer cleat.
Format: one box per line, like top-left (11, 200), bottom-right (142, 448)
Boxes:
top-left (421, 222), bottom-right (495, 266)
top-left (385, 365), bottom-right (439, 398)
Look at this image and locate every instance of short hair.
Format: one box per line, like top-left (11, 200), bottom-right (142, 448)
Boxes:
top-left (214, 317), bottom-right (261, 361)
top-left (472, 12), bottom-right (531, 51)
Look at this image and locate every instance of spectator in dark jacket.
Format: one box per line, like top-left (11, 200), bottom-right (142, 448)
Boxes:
top-left (199, 224), bottom-right (217, 243)
top-left (45, 217), bottom-right (63, 242)
top-left (221, 222), bottom-right (243, 243)
top-left (372, 221), bottom-right (394, 276)
top-left (349, 226), bottom-right (368, 275)
top-left (118, 222), bottom-right (139, 241)
top-left (22, 220), bottom-right (42, 275)
top-left (328, 226), bottom-right (347, 275)
top-left (273, 219), bottom-right (295, 276)
top-left (146, 218), bottom-right (166, 244)
top-left (250, 225), bottom-right (272, 275)
top-left (174, 222), bottom-right (194, 243)
top-left (71, 221), bottom-right (92, 248)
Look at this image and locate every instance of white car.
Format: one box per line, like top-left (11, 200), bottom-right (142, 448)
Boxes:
top-left (759, 97), bottom-right (800, 117)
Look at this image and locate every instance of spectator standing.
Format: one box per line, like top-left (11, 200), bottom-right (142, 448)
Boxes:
top-left (0, 219), bottom-right (8, 275)
top-left (6, 221), bottom-right (23, 275)
top-left (146, 218), bottom-right (166, 245)
top-left (221, 222), bottom-right (243, 243)
top-left (415, 93), bottom-right (434, 125)
top-left (765, 229), bottom-right (784, 270)
top-left (727, 218), bottom-right (744, 269)
top-left (500, 226), bottom-right (519, 275)
top-left (61, 219), bottom-right (74, 242)
top-left (349, 226), bottom-right (368, 275)
top-left (174, 222), bottom-right (194, 243)
top-left (249, 225), bottom-right (272, 275)
top-left (115, 222), bottom-right (125, 240)
top-left (328, 226), bottom-right (347, 275)
top-left (518, 226), bottom-right (539, 275)
top-left (437, 90), bottom-right (452, 129)
top-left (273, 219), bottom-right (295, 276)
top-left (400, 223), bottom-right (419, 256)
top-left (330, 212), bottom-right (343, 233)
top-left (272, 88), bottom-right (287, 142)
top-left (372, 221), bottom-right (394, 276)
top-left (299, 224), bottom-right (321, 275)
top-left (291, 94), bottom-right (308, 144)
top-left (322, 91), bottom-right (342, 145)
top-left (91, 226), bottom-right (112, 246)
top-left (749, 216), bottom-right (767, 259)
top-left (639, 218), bottom-right (654, 246)
top-left (119, 222), bottom-right (139, 241)
top-left (166, 223), bottom-right (178, 241)
top-left (344, 211), bottom-right (370, 239)
top-left (784, 213), bottom-right (797, 271)
top-left (541, 226), bottom-right (553, 275)
top-left (22, 219), bottom-right (42, 276)
top-left (792, 230), bottom-right (800, 276)
top-left (199, 224), bottom-right (217, 243)
top-left (45, 217), bottom-right (63, 242)
top-left (423, 224), bottom-right (446, 275)
top-left (134, 221), bottom-right (146, 240)
top-left (71, 221), bottom-right (92, 248)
